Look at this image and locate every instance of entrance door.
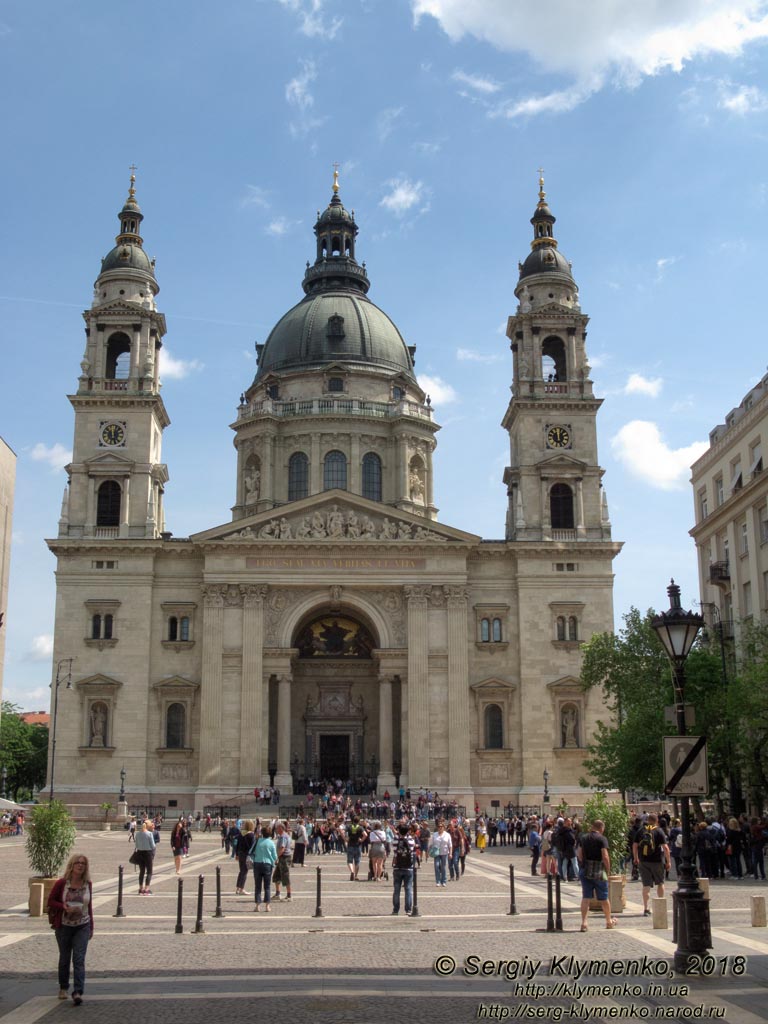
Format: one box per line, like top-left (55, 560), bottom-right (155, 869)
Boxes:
top-left (319, 734), bottom-right (350, 779)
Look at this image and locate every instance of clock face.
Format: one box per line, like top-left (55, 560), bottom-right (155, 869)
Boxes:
top-left (547, 425), bottom-right (571, 449)
top-left (100, 422), bottom-right (126, 447)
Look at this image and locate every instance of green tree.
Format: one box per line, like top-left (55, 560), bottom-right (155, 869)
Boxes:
top-left (727, 621), bottom-right (768, 811)
top-left (0, 701), bottom-right (49, 801)
top-left (579, 608), bottom-right (726, 798)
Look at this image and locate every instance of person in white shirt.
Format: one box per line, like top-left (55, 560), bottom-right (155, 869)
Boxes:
top-left (431, 820), bottom-right (453, 886)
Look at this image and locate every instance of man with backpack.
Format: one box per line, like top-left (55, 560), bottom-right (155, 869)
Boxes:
top-left (346, 815), bottom-right (366, 881)
top-left (632, 812), bottom-right (671, 916)
top-left (391, 823), bottom-right (416, 915)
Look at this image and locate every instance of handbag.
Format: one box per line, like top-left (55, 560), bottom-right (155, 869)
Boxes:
top-left (129, 850), bottom-right (141, 865)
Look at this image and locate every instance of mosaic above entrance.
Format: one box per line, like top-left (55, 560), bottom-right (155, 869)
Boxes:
top-left (295, 615), bottom-right (375, 658)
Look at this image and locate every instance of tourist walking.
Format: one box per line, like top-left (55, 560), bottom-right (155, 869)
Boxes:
top-left (236, 820), bottom-right (255, 894)
top-left (170, 819), bottom-right (185, 875)
top-left (251, 826), bottom-right (277, 911)
top-left (48, 854), bottom-right (94, 1006)
top-left (133, 820), bottom-right (156, 894)
top-left (430, 820), bottom-right (452, 887)
top-left (577, 819), bottom-right (617, 931)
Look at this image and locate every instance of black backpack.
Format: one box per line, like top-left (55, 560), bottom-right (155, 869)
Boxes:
top-left (393, 836), bottom-right (413, 869)
top-left (638, 824), bottom-right (658, 860)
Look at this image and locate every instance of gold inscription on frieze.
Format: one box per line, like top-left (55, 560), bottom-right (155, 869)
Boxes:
top-left (245, 556), bottom-right (426, 571)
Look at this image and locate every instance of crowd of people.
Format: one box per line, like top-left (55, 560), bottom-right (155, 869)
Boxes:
top-left (0, 810), bottom-right (24, 835)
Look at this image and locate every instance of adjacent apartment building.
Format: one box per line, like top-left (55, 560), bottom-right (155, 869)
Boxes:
top-left (690, 370), bottom-right (768, 635)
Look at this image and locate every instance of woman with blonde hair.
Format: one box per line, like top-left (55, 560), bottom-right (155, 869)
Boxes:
top-left (47, 854), bottom-right (94, 1005)
top-left (133, 819), bottom-right (156, 894)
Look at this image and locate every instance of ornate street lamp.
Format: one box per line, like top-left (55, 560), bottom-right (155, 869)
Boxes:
top-left (651, 579), bottom-right (710, 972)
top-left (49, 658), bottom-right (73, 802)
top-left (119, 765), bottom-right (126, 803)
top-left (543, 767), bottom-right (550, 809)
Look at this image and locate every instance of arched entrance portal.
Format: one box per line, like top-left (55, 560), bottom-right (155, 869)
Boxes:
top-left (269, 611), bottom-right (401, 793)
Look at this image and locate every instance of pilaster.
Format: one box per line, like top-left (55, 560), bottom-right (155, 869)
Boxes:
top-left (240, 585), bottom-right (268, 785)
top-left (198, 584), bottom-right (226, 788)
top-left (445, 585), bottom-right (472, 793)
top-left (405, 585), bottom-right (430, 786)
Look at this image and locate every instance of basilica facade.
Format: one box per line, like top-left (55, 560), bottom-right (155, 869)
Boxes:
top-left (47, 172), bottom-right (621, 809)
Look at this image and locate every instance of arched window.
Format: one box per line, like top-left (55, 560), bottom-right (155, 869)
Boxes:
top-left (492, 618), bottom-right (502, 642)
top-left (568, 616), bottom-right (578, 641)
top-left (556, 616), bottom-right (566, 641)
top-left (362, 452), bottom-right (382, 501)
top-left (169, 616), bottom-right (178, 642)
top-left (324, 450), bottom-right (347, 490)
top-left (97, 480), bottom-right (121, 526)
top-left (166, 703), bottom-right (185, 749)
top-left (550, 483), bottom-right (574, 529)
top-left (105, 332), bottom-right (131, 379)
top-left (480, 618), bottom-right (490, 642)
top-left (288, 452), bottom-right (309, 501)
top-left (484, 704), bottom-right (503, 749)
top-left (542, 336), bottom-right (567, 381)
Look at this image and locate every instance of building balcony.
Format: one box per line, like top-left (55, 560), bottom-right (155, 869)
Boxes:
top-left (708, 561), bottom-right (730, 587)
top-left (237, 396), bottom-right (433, 423)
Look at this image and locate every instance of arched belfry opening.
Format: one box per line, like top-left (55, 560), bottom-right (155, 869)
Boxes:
top-left (269, 609), bottom-right (400, 792)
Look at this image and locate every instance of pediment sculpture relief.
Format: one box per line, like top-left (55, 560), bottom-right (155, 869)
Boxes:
top-left (227, 504), bottom-right (447, 542)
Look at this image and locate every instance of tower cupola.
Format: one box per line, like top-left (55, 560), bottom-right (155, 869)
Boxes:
top-left (303, 169), bottom-right (369, 297)
top-left (95, 172), bottom-right (157, 307)
top-left (515, 173), bottom-right (577, 309)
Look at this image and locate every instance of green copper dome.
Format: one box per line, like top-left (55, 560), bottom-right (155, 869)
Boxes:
top-left (255, 180), bottom-right (415, 380)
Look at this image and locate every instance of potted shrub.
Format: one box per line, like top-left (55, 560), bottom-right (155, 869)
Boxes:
top-left (26, 800), bottom-right (77, 912)
top-left (583, 791), bottom-right (630, 913)
top-left (100, 802), bottom-right (114, 829)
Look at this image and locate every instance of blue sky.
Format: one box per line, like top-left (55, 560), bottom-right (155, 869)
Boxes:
top-left (3, 0), bottom-right (768, 709)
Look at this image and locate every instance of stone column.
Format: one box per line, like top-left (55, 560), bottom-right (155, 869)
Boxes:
top-left (310, 434), bottom-right (321, 495)
top-left (378, 675), bottom-right (395, 788)
top-left (240, 585), bottom-right (267, 786)
top-left (399, 436), bottom-right (409, 502)
top-left (541, 478), bottom-right (551, 538)
top-left (575, 477), bottom-right (586, 536)
top-left (350, 434), bottom-right (361, 495)
top-left (119, 476), bottom-right (130, 537)
top-left (274, 674), bottom-right (293, 792)
top-left (198, 584), bottom-right (226, 792)
top-left (263, 432), bottom-right (275, 503)
top-left (130, 324), bottom-right (141, 379)
top-left (405, 586), bottom-right (430, 787)
top-left (426, 443), bottom-right (435, 508)
top-left (445, 586), bottom-right (472, 795)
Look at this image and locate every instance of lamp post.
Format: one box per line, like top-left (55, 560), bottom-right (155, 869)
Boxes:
top-left (1, 765), bottom-right (6, 800)
top-left (542, 767), bottom-right (550, 818)
top-left (49, 658), bottom-right (73, 802)
top-left (119, 765), bottom-right (126, 803)
top-left (651, 579), bottom-right (710, 972)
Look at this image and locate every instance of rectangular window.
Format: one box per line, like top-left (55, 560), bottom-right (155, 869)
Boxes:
top-left (750, 440), bottom-right (763, 477)
top-left (730, 459), bottom-right (743, 492)
top-left (761, 508), bottom-right (768, 545)
top-left (715, 477), bottom-right (724, 506)
top-left (698, 489), bottom-right (708, 521)
top-left (743, 581), bottom-right (752, 618)
top-left (741, 522), bottom-right (749, 556)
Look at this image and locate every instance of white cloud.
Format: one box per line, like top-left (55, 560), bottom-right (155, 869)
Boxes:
top-left (159, 349), bottom-right (204, 380)
top-left (265, 217), bottom-right (301, 237)
top-left (655, 255), bottom-right (679, 281)
top-left (418, 374), bottom-right (458, 405)
top-left (241, 185), bottom-right (271, 209)
top-left (380, 177), bottom-right (430, 217)
top-left (279, 0), bottom-right (343, 40)
top-left (29, 442), bottom-right (71, 472)
top-left (625, 373), bottom-right (663, 398)
top-left (452, 69), bottom-right (501, 94)
top-left (376, 107), bottom-right (404, 142)
top-left (611, 420), bottom-right (708, 491)
top-left (413, 140), bottom-right (442, 154)
top-left (26, 634), bottom-right (54, 662)
top-left (286, 59), bottom-right (317, 111)
top-left (718, 81), bottom-right (768, 114)
top-left (457, 347), bottom-right (504, 363)
top-left (413, 1), bottom-right (768, 116)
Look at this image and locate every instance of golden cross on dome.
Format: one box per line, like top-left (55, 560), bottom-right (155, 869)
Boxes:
top-left (332, 162), bottom-right (340, 194)
top-left (128, 164), bottom-right (138, 199)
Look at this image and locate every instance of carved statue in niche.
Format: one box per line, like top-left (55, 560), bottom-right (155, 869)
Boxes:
top-left (561, 705), bottom-right (579, 748)
top-left (244, 465), bottom-right (261, 503)
top-left (409, 466), bottom-right (425, 503)
top-left (89, 702), bottom-right (108, 747)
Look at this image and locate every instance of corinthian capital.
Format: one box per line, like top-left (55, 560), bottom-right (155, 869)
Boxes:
top-left (202, 583), bottom-right (227, 609)
top-left (242, 584), bottom-right (268, 608)
top-left (404, 584), bottom-right (431, 607)
top-left (443, 585), bottom-right (470, 606)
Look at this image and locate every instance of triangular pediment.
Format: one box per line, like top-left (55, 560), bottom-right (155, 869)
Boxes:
top-left (192, 490), bottom-right (480, 544)
top-left (83, 451), bottom-right (135, 468)
top-left (75, 673), bottom-right (123, 691)
top-left (470, 677), bottom-right (517, 693)
top-left (547, 675), bottom-right (581, 692)
top-left (535, 453), bottom-right (587, 472)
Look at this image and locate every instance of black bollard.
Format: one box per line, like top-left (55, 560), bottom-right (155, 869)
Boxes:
top-left (555, 874), bottom-right (563, 931)
top-left (113, 864), bottom-right (126, 918)
top-left (313, 866), bottom-right (323, 918)
top-left (546, 872), bottom-right (555, 932)
top-left (507, 863), bottom-right (518, 916)
top-left (410, 862), bottom-right (421, 918)
top-left (193, 874), bottom-right (205, 934)
top-left (174, 877), bottom-right (184, 934)
top-left (213, 865), bottom-right (224, 918)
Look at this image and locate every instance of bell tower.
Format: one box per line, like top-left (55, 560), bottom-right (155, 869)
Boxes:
top-left (60, 173), bottom-right (170, 539)
top-left (502, 175), bottom-right (612, 544)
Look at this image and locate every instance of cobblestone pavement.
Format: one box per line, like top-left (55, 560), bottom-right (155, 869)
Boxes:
top-left (1, 831), bottom-right (766, 1022)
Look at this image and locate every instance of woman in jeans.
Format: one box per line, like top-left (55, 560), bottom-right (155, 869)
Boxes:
top-left (236, 819), bottom-right (255, 894)
top-left (134, 820), bottom-right (156, 894)
top-left (431, 820), bottom-right (453, 886)
top-left (252, 825), bottom-right (277, 911)
top-left (48, 854), bottom-right (94, 1006)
